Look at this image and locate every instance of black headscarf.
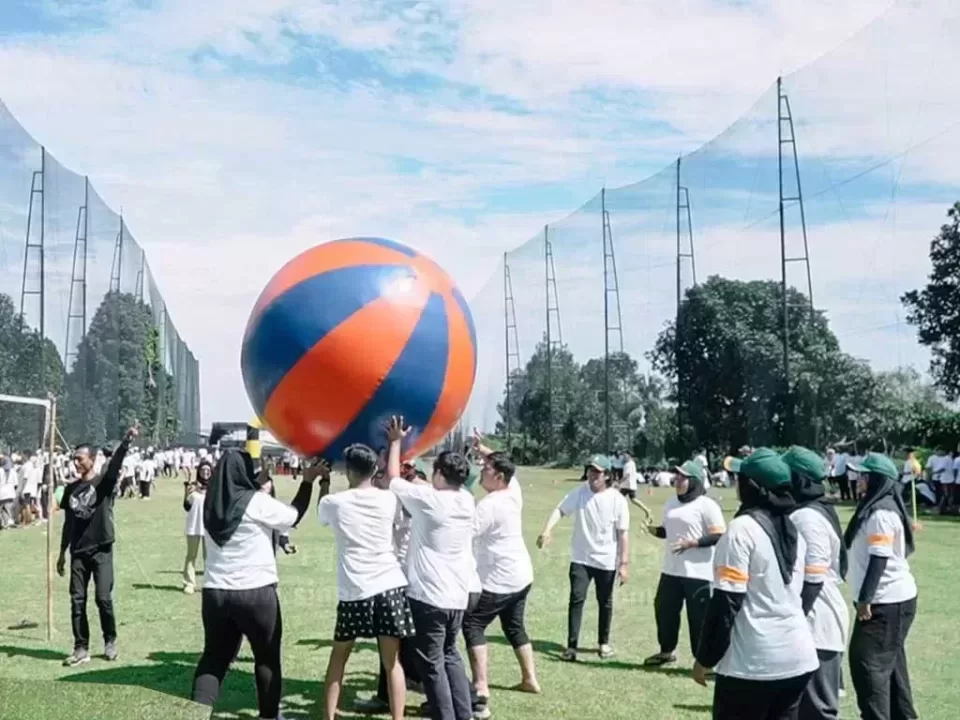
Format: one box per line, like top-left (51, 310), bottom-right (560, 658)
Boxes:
top-left (735, 449), bottom-right (798, 585)
top-left (790, 470), bottom-right (848, 579)
top-left (844, 472), bottom-right (915, 556)
top-left (204, 449), bottom-right (260, 547)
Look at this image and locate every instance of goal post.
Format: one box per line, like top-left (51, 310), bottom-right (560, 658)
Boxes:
top-left (0, 393), bottom-right (57, 641)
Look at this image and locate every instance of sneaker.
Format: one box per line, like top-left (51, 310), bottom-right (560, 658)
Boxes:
top-left (63, 648), bottom-right (90, 667)
top-left (561, 647), bottom-right (577, 662)
top-left (183, 585), bottom-right (195, 595)
top-left (104, 640), bottom-right (119, 662)
top-left (598, 644), bottom-right (615, 659)
top-left (354, 696), bottom-right (389, 714)
top-left (643, 651), bottom-right (677, 666)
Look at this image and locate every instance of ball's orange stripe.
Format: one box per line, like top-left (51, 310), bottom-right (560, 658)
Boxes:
top-left (263, 288), bottom-right (429, 456)
top-left (406, 291), bottom-right (476, 459)
top-left (250, 240), bottom-right (412, 325)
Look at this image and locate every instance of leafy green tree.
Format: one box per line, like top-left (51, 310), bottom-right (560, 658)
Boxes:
top-left (63, 291), bottom-right (178, 446)
top-left (0, 293), bottom-right (65, 451)
top-left (902, 202), bottom-right (960, 400)
top-left (650, 276), bottom-right (879, 454)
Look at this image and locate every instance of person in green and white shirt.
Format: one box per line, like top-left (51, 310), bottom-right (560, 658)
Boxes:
top-left (844, 452), bottom-right (918, 720)
top-left (782, 446), bottom-right (849, 720)
top-left (693, 448), bottom-right (818, 720)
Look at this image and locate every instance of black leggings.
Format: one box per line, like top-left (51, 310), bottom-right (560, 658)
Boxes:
top-left (713, 672), bottom-right (814, 720)
top-left (654, 573), bottom-right (710, 656)
top-left (193, 585), bottom-right (283, 719)
top-left (567, 563), bottom-right (616, 649)
top-left (462, 585), bottom-right (532, 649)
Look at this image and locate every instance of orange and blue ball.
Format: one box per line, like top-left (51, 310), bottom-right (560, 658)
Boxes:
top-left (241, 237), bottom-right (477, 460)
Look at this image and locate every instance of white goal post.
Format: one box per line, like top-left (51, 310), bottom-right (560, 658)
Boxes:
top-left (0, 393), bottom-right (57, 641)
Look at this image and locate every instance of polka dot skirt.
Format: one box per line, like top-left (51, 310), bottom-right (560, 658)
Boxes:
top-left (335, 586), bottom-right (416, 642)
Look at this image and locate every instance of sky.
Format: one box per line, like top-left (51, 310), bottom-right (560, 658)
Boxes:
top-left (0, 0), bottom-right (957, 429)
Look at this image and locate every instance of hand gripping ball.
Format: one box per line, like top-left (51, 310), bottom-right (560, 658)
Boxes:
top-left (241, 237), bottom-right (477, 460)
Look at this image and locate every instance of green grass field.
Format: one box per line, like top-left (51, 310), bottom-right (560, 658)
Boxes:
top-left (1, 468), bottom-right (958, 719)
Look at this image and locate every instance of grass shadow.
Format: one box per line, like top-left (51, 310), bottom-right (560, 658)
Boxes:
top-left (131, 583), bottom-right (186, 593)
top-left (56, 646), bottom-right (379, 717)
top-left (0, 644), bottom-right (66, 662)
top-left (486, 636), bottom-right (567, 657)
top-left (673, 703), bottom-right (712, 713)
top-left (296, 638), bottom-right (378, 652)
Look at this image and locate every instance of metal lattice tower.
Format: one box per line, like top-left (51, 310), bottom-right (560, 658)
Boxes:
top-left (503, 254), bottom-right (522, 453)
top-left (64, 176), bottom-right (89, 416)
top-left (19, 149), bottom-right (45, 331)
top-left (544, 224), bottom-right (563, 460)
top-left (601, 189), bottom-right (625, 452)
top-left (109, 213), bottom-right (124, 294)
top-left (135, 251), bottom-right (145, 302)
top-left (675, 157), bottom-right (699, 441)
top-left (777, 77), bottom-right (814, 434)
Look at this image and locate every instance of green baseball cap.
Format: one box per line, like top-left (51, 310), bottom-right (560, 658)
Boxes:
top-left (738, 447), bottom-right (792, 490)
top-left (585, 454), bottom-right (612, 472)
top-left (848, 452), bottom-right (899, 481)
top-left (675, 459), bottom-right (706, 482)
top-left (781, 446), bottom-right (828, 481)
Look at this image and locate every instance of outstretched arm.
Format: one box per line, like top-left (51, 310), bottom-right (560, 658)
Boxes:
top-left (96, 426), bottom-right (138, 499)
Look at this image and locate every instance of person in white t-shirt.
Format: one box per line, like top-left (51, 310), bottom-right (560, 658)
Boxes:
top-left (461, 449), bottom-right (539, 717)
top-left (693, 448), bottom-right (818, 719)
top-left (386, 417), bottom-right (476, 720)
top-left (844, 453), bottom-right (918, 720)
top-left (319, 444), bottom-right (414, 720)
top-left (181, 458), bottom-right (212, 594)
top-left (618, 452), bottom-right (653, 520)
top-left (537, 454), bottom-right (629, 661)
top-left (643, 459), bottom-right (725, 667)
top-left (191, 450), bottom-right (316, 720)
top-left (925, 446), bottom-right (950, 509)
top-left (782, 446), bottom-right (850, 720)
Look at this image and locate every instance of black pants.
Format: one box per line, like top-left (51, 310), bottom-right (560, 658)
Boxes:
top-left (567, 562), bottom-right (616, 649)
top-left (138, 480), bottom-right (151, 498)
top-left (193, 585), bottom-right (284, 720)
top-left (462, 585), bottom-right (531, 649)
top-left (713, 672), bottom-right (814, 720)
top-left (376, 637), bottom-right (420, 702)
top-left (836, 472), bottom-right (852, 501)
top-left (69, 546), bottom-right (117, 651)
top-left (849, 597), bottom-right (918, 720)
top-left (654, 573), bottom-right (710, 656)
top-left (408, 598), bottom-right (473, 720)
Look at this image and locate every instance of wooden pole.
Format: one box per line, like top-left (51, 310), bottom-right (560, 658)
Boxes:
top-left (45, 396), bottom-right (57, 642)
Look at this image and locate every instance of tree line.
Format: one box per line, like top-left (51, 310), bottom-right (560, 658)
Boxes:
top-left (0, 290), bottom-right (181, 452)
top-left (497, 201), bottom-right (960, 466)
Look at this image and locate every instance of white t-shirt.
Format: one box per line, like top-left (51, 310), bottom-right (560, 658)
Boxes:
top-left (791, 506), bottom-right (849, 652)
top-left (926, 454), bottom-right (951, 484)
top-left (954, 456), bottom-right (960, 484)
top-left (474, 479), bottom-right (533, 594)
top-left (622, 460), bottom-right (638, 491)
top-left (389, 477), bottom-right (476, 610)
top-left (654, 471), bottom-right (673, 488)
top-left (204, 492), bottom-right (298, 590)
top-left (712, 515), bottom-right (819, 681)
top-left (848, 508), bottom-right (917, 605)
top-left (660, 495), bottom-right (726, 582)
top-left (941, 456), bottom-right (957, 485)
top-left (318, 487), bottom-right (409, 602)
top-left (184, 490), bottom-right (206, 536)
top-left (20, 462), bottom-right (40, 497)
top-left (558, 484), bottom-right (630, 571)
top-left (833, 453), bottom-right (848, 477)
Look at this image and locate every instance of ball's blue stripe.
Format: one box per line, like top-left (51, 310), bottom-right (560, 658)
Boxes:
top-left (319, 291), bottom-right (449, 461)
top-left (354, 236), bottom-right (418, 257)
top-left (241, 263), bottom-right (416, 415)
top-left (451, 286), bottom-right (477, 361)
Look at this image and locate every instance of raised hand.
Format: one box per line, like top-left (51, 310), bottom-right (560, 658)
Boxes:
top-left (386, 416), bottom-right (410, 444)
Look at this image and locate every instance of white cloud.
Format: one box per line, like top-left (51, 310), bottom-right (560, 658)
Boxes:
top-left (1, 0), bottom-right (956, 429)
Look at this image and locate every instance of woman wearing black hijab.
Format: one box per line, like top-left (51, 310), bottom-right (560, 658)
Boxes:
top-left (844, 452), bottom-right (918, 720)
top-left (643, 459), bottom-right (726, 667)
top-left (693, 448), bottom-right (818, 720)
top-left (191, 449), bottom-right (317, 720)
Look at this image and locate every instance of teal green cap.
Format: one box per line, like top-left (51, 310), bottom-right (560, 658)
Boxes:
top-left (585, 454), bottom-right (612, 472)
top-left (676, 459), bottom-right (706, 482)
top-left (848, 452), bottom-right (899, 481)
top-left (738, 447), bottom-right (792, 490)
top-left (781, 446), bottom-right (828, 481)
